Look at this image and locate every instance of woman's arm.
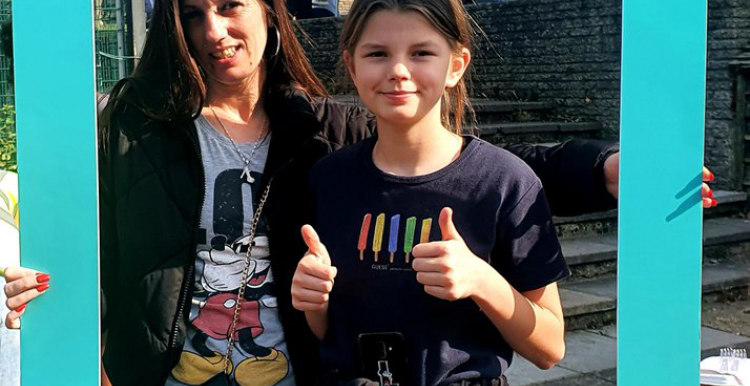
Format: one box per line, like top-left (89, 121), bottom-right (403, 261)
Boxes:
top-left (517, 146), bottom-right (715, 213)
top-left (505, 140), bottom-right (619, 217)
top-left (325, 104), bottom-right (713, 215)
top-left (311, 97), bottom-right (377, 149)
top-left (322, 97), bottom-right (620, 216)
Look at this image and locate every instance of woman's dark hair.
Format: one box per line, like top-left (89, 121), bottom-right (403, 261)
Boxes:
top-left (340, 0), bottom-right (474, 134)
top-left (100, 0), bottom-right (327, 139)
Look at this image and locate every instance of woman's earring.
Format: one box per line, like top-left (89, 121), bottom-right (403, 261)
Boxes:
top-left (197, 64), bottom-right (207, 80)
top-left (272, 27), bottom-right (281, 57)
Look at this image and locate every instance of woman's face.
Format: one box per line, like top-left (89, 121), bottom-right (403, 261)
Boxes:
top-left (180, 0), bottom-right (269, 89)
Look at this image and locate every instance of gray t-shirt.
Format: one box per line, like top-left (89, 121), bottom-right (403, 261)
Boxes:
top-left (166, 115), bottom-right (294, 386)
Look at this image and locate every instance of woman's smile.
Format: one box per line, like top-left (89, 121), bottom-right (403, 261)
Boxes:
top-left (210, 46), bottom-right (240, 60)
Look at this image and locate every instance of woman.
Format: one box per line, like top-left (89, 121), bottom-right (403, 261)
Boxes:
top-left (0, 0), bottom-right (714, 385)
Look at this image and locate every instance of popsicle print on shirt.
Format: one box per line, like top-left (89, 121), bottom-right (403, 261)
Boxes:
top-left (420, 218), bottom-right (433, 244)
top-left (404, 217), bottom-right (417, 263)
top-left (372, 213), bottom-right (386, 262)
top-left (388, 215), bottom-right (400, 263)
top-left (358, 213), bottom-right (372, 261)
top-left (356, 212), bottom-right (434, 265)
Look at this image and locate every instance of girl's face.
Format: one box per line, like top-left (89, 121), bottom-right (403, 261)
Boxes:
top-left (181, 0), bottom-right (269, 89)
top-left (345, 10), bottom-right (469, 127)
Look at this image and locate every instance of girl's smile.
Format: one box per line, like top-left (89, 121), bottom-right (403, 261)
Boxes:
top-left (380, 90), bottom-right (417, 103)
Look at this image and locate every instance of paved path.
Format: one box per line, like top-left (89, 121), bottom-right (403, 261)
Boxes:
top-left (505, 326), bottom-right (750, 386)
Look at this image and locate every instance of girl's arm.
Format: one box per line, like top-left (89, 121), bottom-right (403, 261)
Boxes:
top-left (412, 208), bottom-right (565, 369)
top-left (305, 309), bottom-right (329, 341)
top-left (471, 273), bottom-right (565, 369)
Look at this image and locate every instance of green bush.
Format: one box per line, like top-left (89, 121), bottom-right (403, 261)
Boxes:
top-left (0, 104), bottom-right (15, 172)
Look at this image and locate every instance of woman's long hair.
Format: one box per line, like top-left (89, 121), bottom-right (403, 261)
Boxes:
top-left (100, 0), bottom-right (327, 141)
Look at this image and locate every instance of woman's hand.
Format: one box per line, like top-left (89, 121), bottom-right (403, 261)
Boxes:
top-left (412, 207), bottom-right (489, 301)
top-left (603, 152), bottom-right (619, 199)
top-left (603, 153), bottom-right (716, 208)
top-left (2, 266), bottom-right (50, 329)
top-left (701, 167), bottom-right (716, 208)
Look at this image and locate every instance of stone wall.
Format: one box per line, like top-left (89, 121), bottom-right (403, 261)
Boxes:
top-left (470, 0), bottom-right (620, 133)
top-left (705, 0), bottom-right (750, 190)
top-left (297, 0), bottom-right (750, 189)
top-left (296, 17), bottom-right (347, 91)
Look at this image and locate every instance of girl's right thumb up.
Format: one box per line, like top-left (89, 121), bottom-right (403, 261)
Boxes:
top-left (301, 224), bottom-right (331, 266)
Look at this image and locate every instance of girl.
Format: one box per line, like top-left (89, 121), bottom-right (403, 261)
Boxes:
top-left (291, 0), bottom-right (567, 384)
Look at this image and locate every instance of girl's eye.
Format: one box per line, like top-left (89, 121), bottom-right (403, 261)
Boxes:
top-left (414, 50), bottom-right (434, 57)
top-left (365, 51), bottom-right (386, 58)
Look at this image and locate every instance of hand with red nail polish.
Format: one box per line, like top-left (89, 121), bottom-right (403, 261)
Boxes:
top-left (2, 265), bottom-right (50, 329)
top-left (36, 273), bottom-right (50, 284)
top-left (702, 167), bottom-right (715, 209)
top-left (602, 155), bottom-right (716, 209)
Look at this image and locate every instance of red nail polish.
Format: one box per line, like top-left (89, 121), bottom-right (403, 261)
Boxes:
top-left (36, 284), bottom-right (50, 293)
top-left (36, 273), bottom-right (50, 284)
top-left (708, 171), bottom-right (715, 181)
top-left (711, 199), bottom-right (718, 207)
top-left (708, 190), bottom-right (713, 198)
top-left (15, 304), bottom-right (25, 313)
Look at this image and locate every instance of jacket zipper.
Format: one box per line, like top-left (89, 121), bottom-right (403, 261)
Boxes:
top-left (165, 123), bottom-right (207, 375)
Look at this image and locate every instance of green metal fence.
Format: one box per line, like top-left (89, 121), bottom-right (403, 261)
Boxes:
top-left (0, 0), bottom-right (133, 104)
top-left (0, 0), bottom-right (12, 108)
top-left (0, 0), bottom-right (14, 172)
top-left (0, 0), bottom-right (133, 172)
top-left (95, 0), bottom-right (134, 93)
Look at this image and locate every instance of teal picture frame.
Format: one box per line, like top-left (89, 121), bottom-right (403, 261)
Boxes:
top-left (13, 0), bottom-right (101, 385)
top-left (618, 0), bottom-right (706, 385)
top-left (12, 0), bottom-right (707, 384)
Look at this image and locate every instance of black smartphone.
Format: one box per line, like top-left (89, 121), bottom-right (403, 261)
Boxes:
top-left (358, 332), bottom-right (408, 386)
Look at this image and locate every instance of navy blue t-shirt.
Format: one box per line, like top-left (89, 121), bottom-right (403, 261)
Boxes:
top-left (308, 136), bottom-right (568, 386)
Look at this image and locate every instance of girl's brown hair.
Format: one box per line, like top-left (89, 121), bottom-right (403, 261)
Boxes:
top-left (340, 0), bottom-right (474, 134)
top-left (100, 0), bottom-right (327, 141)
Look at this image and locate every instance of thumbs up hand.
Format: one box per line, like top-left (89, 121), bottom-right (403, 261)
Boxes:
top-left (291, 225), bottom-right (337, 312)
top-left (411, 207), bottom-right (491, 301)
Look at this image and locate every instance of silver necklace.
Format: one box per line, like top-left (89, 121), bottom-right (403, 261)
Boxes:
top-left (208, 105), bottom-right (268, 183)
